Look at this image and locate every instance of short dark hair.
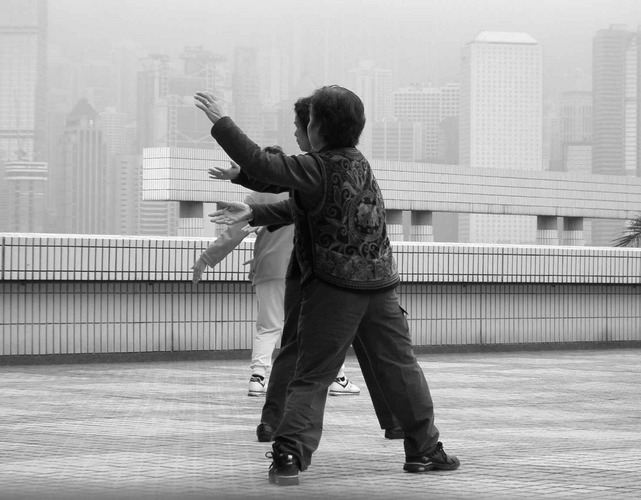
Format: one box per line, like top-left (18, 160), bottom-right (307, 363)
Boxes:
top-left (263, 145), bottom-right (284, 155)
top-left (294, 96), bottom-right (311, 129)
top-left (309, 85), bottom-right (365, 148)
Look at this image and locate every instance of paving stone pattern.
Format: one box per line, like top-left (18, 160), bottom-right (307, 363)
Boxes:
top-left (1, 349), bottom-right (640, 499)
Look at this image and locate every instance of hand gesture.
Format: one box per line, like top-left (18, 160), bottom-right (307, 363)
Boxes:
top-left (209, 201), bottom-right (252, 225)
top-left (194, 91), bottom-right (228, 124)
top-left (208, 161), bottom-right (240, 181)
top-left (241, 224), bottom-right (259, 235)
top-left (191, 257), bottom-right (208, 284)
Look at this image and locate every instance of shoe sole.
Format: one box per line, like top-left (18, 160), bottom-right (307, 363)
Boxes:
top-left (403, 462), bottom-right (460, 473)
top-left (248, 391), bottom-right (266, 397)
top-left (328, 391), bottom-right (360, 396)
top-left (269, 474), bottom-right (299, 486)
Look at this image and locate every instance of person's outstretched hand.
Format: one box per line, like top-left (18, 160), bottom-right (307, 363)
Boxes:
top-left (209, 201), bottom-right (252, 225)
top-left (194, 91), bottom-right (228, 124)
top-left (208, 161), bottom-right (240, 181)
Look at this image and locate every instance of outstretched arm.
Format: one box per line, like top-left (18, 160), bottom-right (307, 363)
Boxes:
top-left (209, 199), bottom-right (294, 228)
top-left (195, 91), bottom-right (322, 207)
top-left (191, 220), bottom-right (250, 284)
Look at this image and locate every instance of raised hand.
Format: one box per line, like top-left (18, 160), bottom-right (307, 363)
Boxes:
top-left (209, 201), bottom-right (252, 226)
top-left (194, 91), bottom-right (228, 124)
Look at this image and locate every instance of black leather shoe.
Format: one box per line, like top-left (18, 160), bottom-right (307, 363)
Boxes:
top-left (404, 442), bottom-right (460, 472)
top-left (266, 446), bottom-right (300, 486)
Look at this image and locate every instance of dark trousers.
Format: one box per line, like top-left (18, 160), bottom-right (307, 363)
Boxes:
top-left (260, 277), bottom-right (400, 434)
top-left (271, 279), bottom-right (440, 470)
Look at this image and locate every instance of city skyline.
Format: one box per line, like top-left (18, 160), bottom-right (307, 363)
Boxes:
top-left (48, 0), bottom-right (641, 94)
top-left (3, 1), bottom-right (641, 244)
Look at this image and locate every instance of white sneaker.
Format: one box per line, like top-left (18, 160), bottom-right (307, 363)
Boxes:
top-left (329, 376), bottom-right (360, 396)
top-left (248, 374), bottom-right (266, 396)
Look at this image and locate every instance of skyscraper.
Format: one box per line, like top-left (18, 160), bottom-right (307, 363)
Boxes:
top-left (559, 91), bottom-right (592, 174)
top-left (3, 161), bottom-right (47, 232)
top-left (592, 25), bottom-right (639, 177)
top-left (371, 120), bottom-right (422, 162)
top-left (393, 82), bottom-right (459, 162)
top-left (591, 25), bottom-right (640, 245)
top-left (135, 50), bottom-right (222, 236)
top-left (347, 60), bottom-right (393, 157)
top-left (0, 0), bottom-right (48, 232)
top-left (460, 31), bottom-right (542, 244)
top-left (52, 99), bottom-right (110, 234)
top-left (233, 47), bottom-right (262, 142)
top-left (0, 0), bottom-right (47, 164)
top-left (258, 48), bottom-right (290, 107)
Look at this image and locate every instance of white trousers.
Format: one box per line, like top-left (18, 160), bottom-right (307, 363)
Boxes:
top-left (251, 279), bottom-right (286, 377)
top-left (251, 278), bottom-right (347, 379)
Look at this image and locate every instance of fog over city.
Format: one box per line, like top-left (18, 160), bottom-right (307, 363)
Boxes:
top-left (49, 0), bottom-right (641, 93)
top-left (3, 0), bottom-right (641, 243)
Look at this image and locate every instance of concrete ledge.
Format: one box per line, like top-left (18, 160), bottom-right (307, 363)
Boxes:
top-left (3, 341), bottom-right (641, 366)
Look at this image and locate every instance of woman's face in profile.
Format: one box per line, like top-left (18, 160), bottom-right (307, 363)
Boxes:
top-left (294, 116), bottom-right (312, 153)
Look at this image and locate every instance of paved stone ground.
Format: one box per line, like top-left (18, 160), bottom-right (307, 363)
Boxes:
top-left (1, 349), bottom-right (640, 499)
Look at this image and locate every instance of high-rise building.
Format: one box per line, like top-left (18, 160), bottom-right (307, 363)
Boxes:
top-left (233, 47), bottom-right (262, 142)
top-left (347, 60), bottom-right (393, 157)
top-left (52, 99), bottom-right (111, 234)
top-left (0, 0), bottom-right (47, 232)
top-left (3, 161), bottom-right (47, 232)
top-left (0, 0), bottom-right (47, 165)
top-left (460, 31), bottom-right (542, 244)
top-left (371, 120), bottom-right (422, 162)
top-left (593, 25), bottom-right (639, 177)
top-left (557, 91), bottom-right (592, 174)
top-left (258, 48), bottom-right (290, 107)
top-left (135, 50), bottom-right (222, 236)
top-left (460, 32), bottom-right (542, 170)
top-left (137, 54), bottom-right (170, 150)
top-left (100, 108), bottom-right (126, 157)
top-left (591, 25), bottom-right (640, 245)
top-left (562, 143), bottom-right (592, 175)
top-left (560, 91), bottom-right (593, 144)
top-left (393, 82), bottom-right (459, 162)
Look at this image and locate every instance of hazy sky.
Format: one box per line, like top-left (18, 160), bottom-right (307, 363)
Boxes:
top-left (49, 0), bottom-right (641, 92)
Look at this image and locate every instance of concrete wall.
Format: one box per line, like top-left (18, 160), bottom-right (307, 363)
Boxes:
top-left (2, 234), bottom-right (641, 358)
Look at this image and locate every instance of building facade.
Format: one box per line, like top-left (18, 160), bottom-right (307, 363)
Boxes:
top-left (0, 0), bottom-right (47, 231)
top-left (393, 82), bottom-right (459, 162)
top-left (0, 0), bottom-right (47, 164)
top-left (371, 120), bottom-right (422, 162)
top-left (459, 31), bottom-right (542, 244)
top-left (52, 99), bottom-right (110, 234)
top-left (347, 60), bottom-right (393, 158)
top-left (591, 25), bottom-right (640, 245)
top-left (232, 47), bottom-right (262, 143)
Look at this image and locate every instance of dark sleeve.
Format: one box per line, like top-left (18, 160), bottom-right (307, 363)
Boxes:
top-left (250, 199), bottom-right (294, 228)
top-left (231, 170), bottom-right (288, 194)
top-left (211, 117), bottom-right (322, 209)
